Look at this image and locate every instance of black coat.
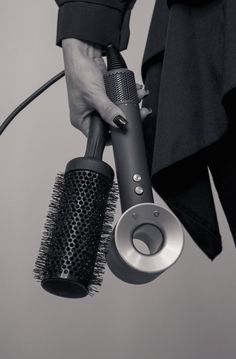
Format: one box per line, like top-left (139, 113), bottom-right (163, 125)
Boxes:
top-left (55, 0), bottom-right (236, 260)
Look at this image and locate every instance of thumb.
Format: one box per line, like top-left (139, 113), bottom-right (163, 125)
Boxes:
top-left (96, 95), bottom-right (128, 129)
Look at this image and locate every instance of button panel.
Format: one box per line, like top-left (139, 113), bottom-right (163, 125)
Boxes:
top-left (135, 186), bottom-right (144, 195)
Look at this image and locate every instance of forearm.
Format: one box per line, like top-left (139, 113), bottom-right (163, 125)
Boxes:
top-left (62, 38), bottom-right (103, 59)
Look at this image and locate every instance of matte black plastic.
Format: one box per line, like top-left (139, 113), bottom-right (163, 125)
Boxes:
top-left (104, 68), bottom-right (154, 212)
top-left (104, 69), bottom-right (138, 104)
top-left (65, 157), bottom-right (114, 182)
top-left (85, 111), bottom-right (109, 159)
top-left (42, 277), bottom-right (88, 298)
top-left (106, 45), bottom-right (127, 70)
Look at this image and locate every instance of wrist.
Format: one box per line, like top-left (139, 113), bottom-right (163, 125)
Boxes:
top-left (62, 38), bottom-right (103, 58)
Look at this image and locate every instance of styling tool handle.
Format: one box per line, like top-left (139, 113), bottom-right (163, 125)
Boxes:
top-left (104, 46), bottom-right (154, 212)
top-left (104, 46), bottom-right (185, 285)
top-left (85, 111), bottom-right (109, 160)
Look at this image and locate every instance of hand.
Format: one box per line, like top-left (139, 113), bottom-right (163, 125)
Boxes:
top-left (62, 39), bottom-right (152, 145)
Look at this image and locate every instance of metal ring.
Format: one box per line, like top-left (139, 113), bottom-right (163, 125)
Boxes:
top-left (107, 203), bottom-right (184, 284)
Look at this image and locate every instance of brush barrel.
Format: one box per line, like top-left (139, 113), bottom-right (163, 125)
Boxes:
top-left (104, 65), bottom-right (184, 284)
top-left (40, 157), bottom-right (115, 298)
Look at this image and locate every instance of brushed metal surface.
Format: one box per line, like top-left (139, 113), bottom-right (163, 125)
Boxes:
top-left (107, 203), bottom-right (184, 284)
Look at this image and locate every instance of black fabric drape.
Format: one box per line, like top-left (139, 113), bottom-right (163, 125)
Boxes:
top-left (142, 0), bottom-right (236, 259)
top-left (167, 0), bottom-right (213, 9)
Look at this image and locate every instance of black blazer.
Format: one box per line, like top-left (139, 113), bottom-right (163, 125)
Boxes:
top-left (55, 1), bottom-right (136, 53)
top-left (55, 0), bottom-right (211, 70)
top-left (55, 0), bottom-right (236, 260)
top-left (55, 1), bottom-right (172, 76)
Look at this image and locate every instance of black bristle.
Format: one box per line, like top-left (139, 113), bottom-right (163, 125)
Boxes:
top-left (33, 173), bottom-right (65, 281)
top-left (87, 180), bottom-right (118, 295)
top-left (33, 170), bottom-right (119, 298)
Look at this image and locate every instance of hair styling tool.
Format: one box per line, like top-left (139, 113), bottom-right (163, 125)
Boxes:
top-left (0, 73), bottom-right (119, 298)
top-left (33, 112), bottom-right (118, 298)
top-left (0, 45), bottom-right (184, 294)
top-left (104, 45), bottom-right (184, 284)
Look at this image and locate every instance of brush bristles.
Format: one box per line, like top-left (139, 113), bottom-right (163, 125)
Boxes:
top-left (88, 181), bottom-right (119, 295)
top-left (33, 173), bottom-right (65, 280)
top-left (33, 170), bottom-right (119, 297)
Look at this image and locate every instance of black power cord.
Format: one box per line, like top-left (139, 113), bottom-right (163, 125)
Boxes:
top-left (0, 70), bottom-right (65, 135)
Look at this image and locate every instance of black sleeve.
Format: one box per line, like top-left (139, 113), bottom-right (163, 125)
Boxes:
top-left (55, 0), bottom-right (136, 52)
top-left (167, 0), bottom-right (211, 9)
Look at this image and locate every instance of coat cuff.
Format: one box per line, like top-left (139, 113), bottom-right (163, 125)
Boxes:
top-left (56, 2), bottom-right (134, 52)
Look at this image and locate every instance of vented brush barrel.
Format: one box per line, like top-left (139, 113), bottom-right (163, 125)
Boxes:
top-left (40, 158), bottom-right (114, 298)
top-left (34, 113), bottom-right (118, 298)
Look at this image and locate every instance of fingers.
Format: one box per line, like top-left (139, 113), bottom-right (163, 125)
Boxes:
top-left (140, 107), bottom-right (152, 121)
top-left (104, 105), bottom-right (152, 147)
top-left (80, 104), bottom-right (152, 142)
top-left (71, 80), bottom-right (152, 141)
top-left (136, 83), bottom-right (152, 122)
top-left (95, 95), bottom-right (128, 130)
top-left (136, 85), bottom-right (150, 103)
top-left (96, 83), bottom-right (150, 129)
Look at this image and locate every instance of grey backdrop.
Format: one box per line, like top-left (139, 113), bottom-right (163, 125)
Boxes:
top-left (0, 1), bottom-right (235, 359)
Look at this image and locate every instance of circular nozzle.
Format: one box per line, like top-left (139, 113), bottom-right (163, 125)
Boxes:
top-left (106, 203), bottom-right (184, 284)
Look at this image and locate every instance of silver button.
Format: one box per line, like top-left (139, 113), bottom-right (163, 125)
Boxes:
top-left (135, 186), bottom-right (144, 195)
top-left (133, 174), bottom-right (142, 182)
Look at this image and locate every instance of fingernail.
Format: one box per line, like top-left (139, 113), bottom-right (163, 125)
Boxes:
top-left (113, 115), bottom-right (128, 128)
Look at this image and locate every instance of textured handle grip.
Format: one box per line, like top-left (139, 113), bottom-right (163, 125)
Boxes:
top-left (104, 68), bottom-right (154, 212)
top-left (104, 69), bottom-right (138, 104)
top-left (85, 111), bottom-right (109, 160)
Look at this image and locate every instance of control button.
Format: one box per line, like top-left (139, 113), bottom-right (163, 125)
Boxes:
top-left (135, 186), bottom-right (144, 195)
top-left (133, 174), bottom-right (142, 182)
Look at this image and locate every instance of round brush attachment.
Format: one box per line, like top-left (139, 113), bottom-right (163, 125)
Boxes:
top-left (34, 113), bottom-right (118, 298)
top-left (34, 158), bottom-right (117, 298)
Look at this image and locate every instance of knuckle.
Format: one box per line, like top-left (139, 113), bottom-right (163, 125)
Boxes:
top-left (100, 101), bottom-right (115, 119)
